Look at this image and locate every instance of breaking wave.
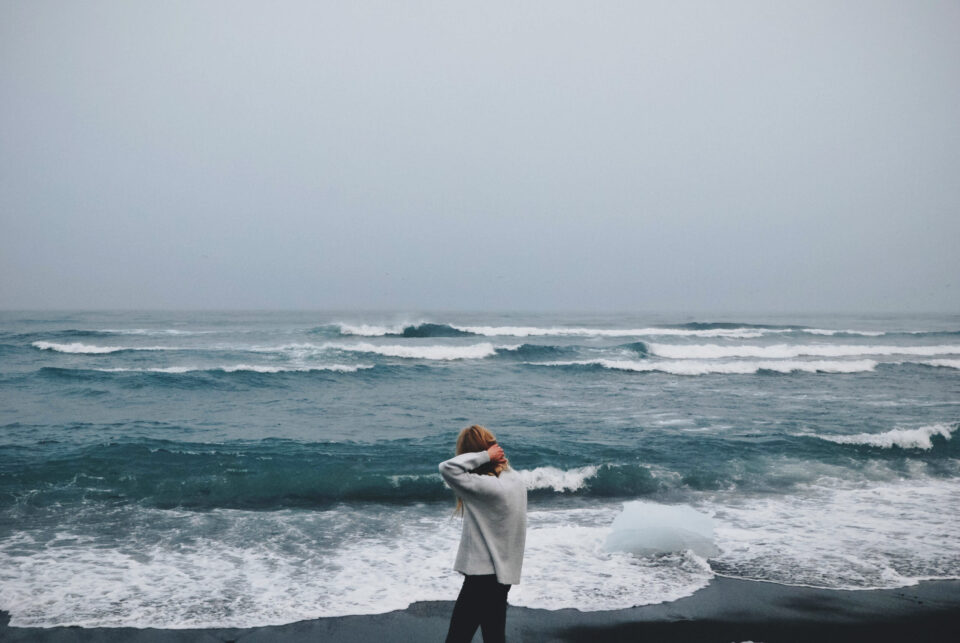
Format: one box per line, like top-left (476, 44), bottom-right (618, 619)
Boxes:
top-left (329, 342), bottom-right (500, 360)
top-left (534, 359), bottom-right (879, 375)
top-left (618, 341), bottom-right (650, 356)
top-left (808, 423), bottom-right (957, 450)
top-left (451, 325), bottom-right (772, 338)
top-left (518, 465), bottom-right (599, 492)
top-left (330, 322), bottom-right (477, 338)
top-left (0, 441), bottom-right (658, 509)
top-left (647, 343), bottom-right (960, 360)
top-left (494, 343), bottom-right (577, 359)
top-left (917, 358), bottom-right (960, 370)
top-left (31, 341), bottom-right (158, 354)
top-left (334, 323), bottom-right (408, 336)
top-left (393, 323), bottom-right (476, 338)
top-left (95, 364), bottom-right (371, 374)
top-left (322, 321), bottom-right (926, 339)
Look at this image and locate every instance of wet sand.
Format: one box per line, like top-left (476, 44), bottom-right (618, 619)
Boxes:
top-left (2, 577), bottom-right (959, 642)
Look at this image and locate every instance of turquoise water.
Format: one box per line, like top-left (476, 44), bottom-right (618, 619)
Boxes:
top-left (1, 311), bottom-right (958, 627)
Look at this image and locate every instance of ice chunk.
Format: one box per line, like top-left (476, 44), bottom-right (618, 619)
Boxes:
top-left (604, 501), bottom-right (719, 557)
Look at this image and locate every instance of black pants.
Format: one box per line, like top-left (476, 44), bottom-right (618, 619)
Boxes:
top-left (445, 574), bottom-right (511, 643)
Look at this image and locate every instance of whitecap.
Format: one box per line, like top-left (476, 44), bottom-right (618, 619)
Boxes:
top-left (804, 328), bottom-right (886, 336)
top-left (335, 323), bottom-right (414, 336)
top-left (536, 359), bottom-right (878, 375)
top-left (0, 503), bottom-right (712, 628)
top-left (95, 364), bottom-right (370, 374)
top-left (709, 476), bottom-right (960, 589)
top-left (517, 465), bottom-right (599, 492)
top-left (808, 423), bottom-right (956, 450)
top-left (455, 325), bottom-right (769, 338)
top-left (328, 342), bottom-right (499, 360)
top-left (647, 343), bottom-right (960, 360)
top-left (100, 328), bottom-right (218, 336)
top-left (916, 358), bottom-right (960, 370)
top-left (33, 341), bottom-right (133, 354)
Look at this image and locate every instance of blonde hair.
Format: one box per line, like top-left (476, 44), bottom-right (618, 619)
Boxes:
top-left (453, 424), bottom-right (508, 515)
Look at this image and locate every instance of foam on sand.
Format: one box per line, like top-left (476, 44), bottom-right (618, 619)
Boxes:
top-left (0, 503), bottom-right (713, 628)
top-left (512, 507), bottom-right (713, 611)
top-left (709, 476), bottom-right (960, 589)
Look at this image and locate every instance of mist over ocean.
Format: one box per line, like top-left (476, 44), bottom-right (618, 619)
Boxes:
top-left (1, 310), bottom-right (958, 628)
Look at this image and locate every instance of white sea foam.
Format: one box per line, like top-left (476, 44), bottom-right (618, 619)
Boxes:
top-left (37, 340), bottom-right (299, 356)
top-left (335, 323), bottom-right (890, 339)
top-left (36, 338), bottom-right (504, 360)
top-left (647, 342), bottom-right (960, 360)
top-left (336, 323), bottom-right (411, 336)
top-left (537, 359), bottom-right (878, 375)
top-left (251, 341), bottom-right (513, 361)
top-left (329, 342), bottom-right (499, 360)
top-left (96, 366), bottom-right (198, 373)
top-left (518, 465), bottom-right (599, 492)
top-left (4, 476), bottom-right (958, 628)
top-left (0, 503), bottom-right (713, 628)
top-left (708, 476), bottom-right (960, 589)
top-left (32, 341), bottom-right (131, 354)
top-left (808, 423), bottom-right (956, 450)
top-left (917, 358), bottom-right (960, 370)
top-left (100, 328), bottom-right (218, 336)
top-left (804, 328), bottom-right (885, 336)
top-left (655, 418), bottom-right (696, 426)
top-left (454, 325), bottom-right (770, 338)
top-left (511, 509), bottom-right (713, 611)
top-left (95, 364), bottom-right (370, 374)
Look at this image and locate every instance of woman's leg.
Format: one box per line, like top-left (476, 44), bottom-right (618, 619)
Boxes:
top-left (477, 577), bottom-right (510, 643)
top-left (445, 575), bottom-right (483, 643)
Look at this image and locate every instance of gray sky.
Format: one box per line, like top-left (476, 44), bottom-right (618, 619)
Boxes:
top-left (2, 0), bottom-right (958, 312)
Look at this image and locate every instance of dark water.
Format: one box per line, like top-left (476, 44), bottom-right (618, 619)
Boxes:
top-left (1, 311), bottom-right (958, 627)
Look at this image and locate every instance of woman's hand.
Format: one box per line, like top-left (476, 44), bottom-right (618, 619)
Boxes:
top-left (487, 444), bottom-right (506, 465)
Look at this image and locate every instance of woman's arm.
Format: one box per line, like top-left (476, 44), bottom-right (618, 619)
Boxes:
top-left (439, 445), bottom-right (506, 497)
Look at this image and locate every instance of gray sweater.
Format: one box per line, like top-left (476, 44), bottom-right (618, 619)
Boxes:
top-left (439, 451), bottom-right (528, 585)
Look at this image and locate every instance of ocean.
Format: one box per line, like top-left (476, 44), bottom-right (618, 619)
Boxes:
top-left (1, 310), bottom-right (958, 628)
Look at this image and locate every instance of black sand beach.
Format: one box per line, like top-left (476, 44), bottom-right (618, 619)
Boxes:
top-left (3, 577), bottom-right (958, 643)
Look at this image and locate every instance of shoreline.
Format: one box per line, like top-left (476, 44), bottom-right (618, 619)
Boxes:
top-left (3, 577), bottom-right (959, 642)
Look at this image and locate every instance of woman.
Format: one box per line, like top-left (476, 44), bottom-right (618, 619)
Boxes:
top-left (439, 425), bottom-right (527, 643)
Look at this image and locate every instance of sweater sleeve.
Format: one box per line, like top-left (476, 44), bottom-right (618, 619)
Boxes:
top-left (439, 451), bottom-right (499, 498)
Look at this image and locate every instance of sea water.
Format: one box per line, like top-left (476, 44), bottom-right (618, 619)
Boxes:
top-left (0, 310), bottom-right (958, 627)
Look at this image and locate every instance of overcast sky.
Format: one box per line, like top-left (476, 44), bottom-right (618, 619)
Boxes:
top-left (1, 0), bottom-right (958, 312)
